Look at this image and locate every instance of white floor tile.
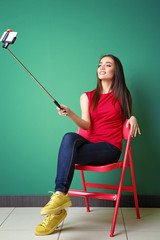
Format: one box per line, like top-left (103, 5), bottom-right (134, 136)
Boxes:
top-left (11, 207), bottom-right (41, 214)
top-left (0, 214), bottom-right (11, 226)
top-left (0, 212), bottom-right (63, 231)
top-left (59, 230), bottom-right (127, 240)
top-left (0, 207), bottom-right (160, 240)
top-left (127, 231), bottom-right (160, 240)
top-left (68, 207), bottom-right (120, 214)
top-left (124, 216), bottom-right (160, 232)
top-left (0, 213), bottom-right (42, 230)
top-left (0, 208), bottom-right (14, 214)
top-left (122, 207), bottom-right (160, 217)
top-left (64, 207), bottom-right (124, 231)
top-left (0, 230), bottom-right (59, 240)
top-left (0, 208), bottom-right (14, 225)
top-left (122, 208), bottom-right (160, 232)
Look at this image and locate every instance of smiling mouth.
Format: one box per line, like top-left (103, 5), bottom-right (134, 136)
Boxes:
top-left (99, 71), bottom-right (106, 75)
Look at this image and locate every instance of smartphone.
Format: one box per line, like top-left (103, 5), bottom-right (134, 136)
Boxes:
top-left (0, 31), bottom-right (17, 48)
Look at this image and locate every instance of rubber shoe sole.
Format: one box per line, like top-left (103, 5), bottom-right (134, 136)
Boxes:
top-left (41, 201), bottom-right (72, 215)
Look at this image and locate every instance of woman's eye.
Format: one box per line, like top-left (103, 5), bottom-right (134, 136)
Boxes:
top-left (98, 64), bottom-right (111, 67)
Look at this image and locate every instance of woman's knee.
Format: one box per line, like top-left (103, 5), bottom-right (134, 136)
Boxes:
top-left (62, 132), bottom-right (79, 145)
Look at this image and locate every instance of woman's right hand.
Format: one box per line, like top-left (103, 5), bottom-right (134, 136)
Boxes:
top-left (57, 104), bottom-right (71, 117)
top-left (57, 94), bottom-right (90, 130)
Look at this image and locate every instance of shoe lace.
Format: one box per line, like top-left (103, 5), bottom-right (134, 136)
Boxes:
top-left (48, 191), bottom-right (54, 195)
top-left (46, 191), bottom-right (58, 206)
top-left (40, 215), bottom-right (52, 227)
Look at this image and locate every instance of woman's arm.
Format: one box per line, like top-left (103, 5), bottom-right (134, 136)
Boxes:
top-left (126, 116), bottom-right (141, 137)
top-left (57, 93), bottom-right (91, 130)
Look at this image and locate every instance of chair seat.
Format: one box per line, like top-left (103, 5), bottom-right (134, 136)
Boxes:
top-left (75, 161), bottom-right (130, 172)
top-left (69, 189), bottom-right (118, 201)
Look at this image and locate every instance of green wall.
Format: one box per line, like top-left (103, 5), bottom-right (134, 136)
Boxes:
top-left (0, 0), bottom-right (160, 196)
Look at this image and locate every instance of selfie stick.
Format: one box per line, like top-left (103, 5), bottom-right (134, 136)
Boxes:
top-left (0, 29), bottom-right (63, 110)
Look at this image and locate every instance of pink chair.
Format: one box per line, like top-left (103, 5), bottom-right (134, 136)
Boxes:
top-left (68, 119), bottom-right (140, 237)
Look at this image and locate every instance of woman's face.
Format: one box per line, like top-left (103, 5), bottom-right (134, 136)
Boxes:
top-left (97, 57), bottom-right (115, 81)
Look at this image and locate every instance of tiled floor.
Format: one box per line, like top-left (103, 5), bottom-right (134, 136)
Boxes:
top-left (0, 207), bottom-right (160, 240)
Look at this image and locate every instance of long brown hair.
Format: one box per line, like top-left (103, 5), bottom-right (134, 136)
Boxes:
top-left (92, 54), bottom-right (132, 121)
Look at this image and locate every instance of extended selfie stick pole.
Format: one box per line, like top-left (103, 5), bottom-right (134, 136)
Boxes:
top-left (1, 29), bottom-right (62, 110)
top-left (6, 48), bottom-right (62, 109)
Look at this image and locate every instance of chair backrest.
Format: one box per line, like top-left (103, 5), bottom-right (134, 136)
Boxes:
top-left (122, 119), bottom-right (131, 140)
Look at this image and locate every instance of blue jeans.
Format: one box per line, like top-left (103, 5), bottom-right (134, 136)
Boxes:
top-left (55, 132), bottom-right (121, 193)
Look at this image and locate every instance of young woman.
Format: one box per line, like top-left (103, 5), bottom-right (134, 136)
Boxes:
top-left (35, 54), bottom-right (141, 236)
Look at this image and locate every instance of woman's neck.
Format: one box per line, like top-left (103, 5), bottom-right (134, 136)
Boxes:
top-left (100, 79), bottom-right (112, 94)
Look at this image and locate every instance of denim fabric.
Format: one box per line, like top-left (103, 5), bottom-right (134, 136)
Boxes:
top-left (55, 132), bottom-right (121, 193)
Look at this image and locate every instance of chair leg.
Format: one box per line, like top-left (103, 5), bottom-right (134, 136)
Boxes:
top-left (110, 194), bottom-right (121, 237)
top-left (110, 178), bottom-right (124, 237)
top-left (129, 149), bottom-right (140, 219)
top-left (80, 170), bottom-right (90, 212)
top-left (110, 146), bottom-right (129, 237)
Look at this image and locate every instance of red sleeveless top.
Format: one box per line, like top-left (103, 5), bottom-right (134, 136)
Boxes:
top-left (78, 90), bottom-right (123, 151)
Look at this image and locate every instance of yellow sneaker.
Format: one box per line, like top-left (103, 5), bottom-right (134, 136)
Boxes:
top-left (41, 192), bottom-right (72, 215)
top-left (35, 209), bottom-right (67, 236)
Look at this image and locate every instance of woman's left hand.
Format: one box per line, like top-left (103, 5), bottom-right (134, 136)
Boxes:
top-left (126, 116), bottom-right (141, 137)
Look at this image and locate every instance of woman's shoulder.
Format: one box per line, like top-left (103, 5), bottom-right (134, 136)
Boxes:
top-left (81, 90), bottom-right (95, 103)
top-left (84, 89), bottom-right (95, 96)
top-left (85, 89), bottom-right (95, 94)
